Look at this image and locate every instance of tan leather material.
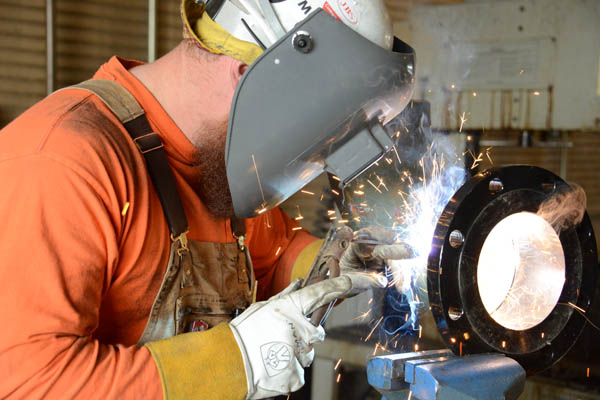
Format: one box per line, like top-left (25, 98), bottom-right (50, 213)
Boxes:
top-left (138, 239), bottom-right (255, 345)
top-left (61, 79), bottom-right (145, 123)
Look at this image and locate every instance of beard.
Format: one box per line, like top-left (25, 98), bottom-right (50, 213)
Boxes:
top-left (191, 118), bottom-right (236, 219)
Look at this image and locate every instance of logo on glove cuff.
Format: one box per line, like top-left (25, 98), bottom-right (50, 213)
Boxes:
top-left (261, 342), bottom-right (293, 377)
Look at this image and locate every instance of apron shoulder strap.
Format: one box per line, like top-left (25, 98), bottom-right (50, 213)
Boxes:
top-left (61, 79), bottom-right (189, 239)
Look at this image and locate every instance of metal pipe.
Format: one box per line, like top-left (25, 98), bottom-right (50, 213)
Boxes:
top-left (46, 0), bottom-right (55, 95)
top-left (148, 0), bottom-right (157, 62)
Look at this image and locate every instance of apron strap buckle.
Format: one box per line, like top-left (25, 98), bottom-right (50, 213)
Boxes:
top-left (171, 231), bottom-right (190, 256)
top-left (233, 234), bottom-right (246, 251)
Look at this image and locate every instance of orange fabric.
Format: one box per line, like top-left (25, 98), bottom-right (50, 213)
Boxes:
top-left (0, 56), bottom-right (317, 399)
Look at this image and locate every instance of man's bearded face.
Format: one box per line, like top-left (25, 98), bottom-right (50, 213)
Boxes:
top-left (191, 117), bottom-right (236, 219)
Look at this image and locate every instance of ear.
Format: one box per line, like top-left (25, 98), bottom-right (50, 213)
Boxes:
top-left (230, 59), bottom-right (248, 88)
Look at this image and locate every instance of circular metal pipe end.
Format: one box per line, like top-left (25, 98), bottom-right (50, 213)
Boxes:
top-left (427, 165), bottom-right (598, 375)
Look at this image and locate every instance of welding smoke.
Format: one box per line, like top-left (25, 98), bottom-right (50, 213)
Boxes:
top-left (536, 183), bottom-right (586, 233)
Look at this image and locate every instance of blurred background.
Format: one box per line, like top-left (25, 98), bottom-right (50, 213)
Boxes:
top-left (1, 0), bottom-right (599, 398)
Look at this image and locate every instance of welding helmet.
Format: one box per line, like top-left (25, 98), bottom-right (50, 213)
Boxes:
top-left (183, 0), bottom-right (416, 218)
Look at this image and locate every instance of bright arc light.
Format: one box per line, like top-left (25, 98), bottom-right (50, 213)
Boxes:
top-left (477, 212), bottom-right (566, 331)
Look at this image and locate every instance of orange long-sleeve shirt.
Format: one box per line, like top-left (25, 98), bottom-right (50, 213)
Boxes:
top-left (0, 56), bottom-right (317, 398)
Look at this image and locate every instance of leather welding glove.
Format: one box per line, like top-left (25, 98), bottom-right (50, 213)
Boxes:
top-left (229, 273), bottom-right (386, 399)
top-left (339, 226), bottom-right (415, 273)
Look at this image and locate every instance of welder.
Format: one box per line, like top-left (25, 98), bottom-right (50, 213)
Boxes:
top-left (0, 0), bottom-right (414, 398)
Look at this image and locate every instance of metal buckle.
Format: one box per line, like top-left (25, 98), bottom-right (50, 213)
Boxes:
top-left (171, 231), bottom-right (190, 256)
top-left (133, 133), bottom-right (164, 154)
top-left (233, 233), bottom-right (246, 251)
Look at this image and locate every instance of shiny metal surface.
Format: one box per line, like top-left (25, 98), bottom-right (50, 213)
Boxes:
top-left (449, 230), bottom-right (464, 248)
top-left (477, 212), bottom-right (566, 331)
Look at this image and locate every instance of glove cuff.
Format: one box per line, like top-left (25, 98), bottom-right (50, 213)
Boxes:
top-left (145, 323), bottom-right (247, 399)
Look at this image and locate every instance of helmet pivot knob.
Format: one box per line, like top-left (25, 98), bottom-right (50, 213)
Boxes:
top-left (292, 31), bottom-right (313, 53)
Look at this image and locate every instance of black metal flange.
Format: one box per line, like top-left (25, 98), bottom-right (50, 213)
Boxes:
top-left (427, 165), bottom-right (598, 375)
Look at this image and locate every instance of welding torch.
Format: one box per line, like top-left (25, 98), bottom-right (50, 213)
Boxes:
top-left (301, 226), bottom-right (416, 326)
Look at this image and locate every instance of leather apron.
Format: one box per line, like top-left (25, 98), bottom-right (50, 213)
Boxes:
top-left (64, 79), bottom-right (256, 345)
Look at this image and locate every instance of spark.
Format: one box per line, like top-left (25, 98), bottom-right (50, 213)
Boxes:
top-left (251, 154), bottom-right (267, 212)
top-left (567, 302), bottom-right (585, 314)
top-left (352, 309), bottom-right (372, 321)
top-left (459, 341), bottom-right (463, 356)
top-left (334, 358), bottom-right (342, 370)
top-left (331, 175), bottom-right (341, 182)
top-left (331, 189), bottom-right (339, 196)
top-left (587, 367), bottom-right (590, 378)
top-left (450, 84), bottom-right (455, 89)
top-left (408, 391), bottom-right (413, 400)
top-left (375, 174), bottom-right (389, 191)
top-left (294, 205), bottom-right (304, 221)
top-left (501, 340), bottom-right (506, 349)
top-left (327, 210), bottom-right (336, 215)
top-left (463, 332), bottom-right (470, 340)
top-left (121, 201), bottom-right (130, 217)
top-left (392, 146), bottom-right (402, 165)
top-left (560, 302), bottom-right (600, 330)
top-left (459, 112), bottom-right (468, 133)
top-left (373, 343), bottom-right (380, 355)
top-left (472, 92), bottom-right (477, 97)
top-left (300, 190), bottom-right (315, 195)
top-left (464, 149), bottom-right (484, 170)
top-left (292, 227), bottom-right (302, 231)
top-left (541, 332), bottom-right (545, 339)
top-left (533, 91), bottom-right (540, 96)
top-left (486, 147), bottom-right (494, 164)
top-left (367, 179), bottom-right (383, 194)
top-left (275, 246), bottom-right (282, 256)
top-left (471, 153), bottom-right (483, 169)
top-left (365, 316), bottom-right (384, 342)
top-left (382, 208), bottom-right (393, 220)
top-left (354, 190), bottom-right (365, 196)
top-left (338, 219), bottom-right (349, 224)
top-left (257, 208), bottom-right (267, 215)
top-left (347, 143), bottom-right (465, 349)
top-left (336, 373), bottom-right (342, 383)
top-left (450, 337), bottom-right (456, 344)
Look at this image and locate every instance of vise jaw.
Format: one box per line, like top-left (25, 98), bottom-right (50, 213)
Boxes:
top-left (367, 349), bottom-right (525, 400)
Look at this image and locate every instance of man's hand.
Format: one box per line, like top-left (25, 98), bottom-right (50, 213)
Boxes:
top-left (339, 226), bottom-right (415, 273)
top-left (229, 273), bottom-right (386, 399)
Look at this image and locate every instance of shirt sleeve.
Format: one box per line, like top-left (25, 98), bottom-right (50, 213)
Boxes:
top-left (246, 207), bottom-right (321, 300)
top-left (0, 153), bottom-right (163, 399)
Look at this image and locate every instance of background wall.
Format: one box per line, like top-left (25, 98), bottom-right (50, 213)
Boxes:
top-left (1, 1), bottom-right (599, 399)
top-left (0, 0), bottom-right (180, 128)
